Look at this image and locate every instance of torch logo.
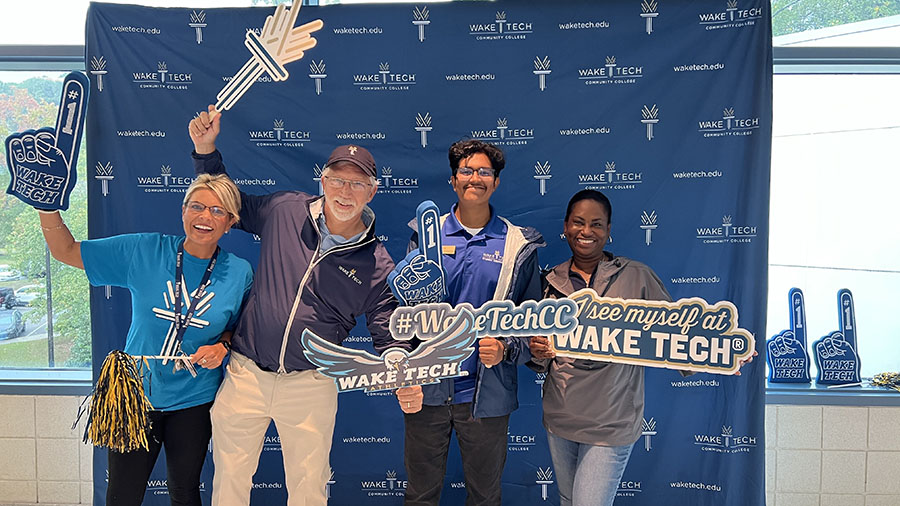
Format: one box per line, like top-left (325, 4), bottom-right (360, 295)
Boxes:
top-left (535, 467), bottom-right (554, 500)
top-left (727, 0), bottom-right (739, 21)
top-left (641, 104), bottom-right (659, 141)
top-left (412, 6), bottom-right (430, 42)
top-left (326, 469), bottom-right (335, 499)
top-left (534, 161), bottom-right (551, 196)
top-left (309, 60), bottom-right (326, 95)
top-left (533, 56), bottom-right (551, 91)
top-left (640, 0), bottom-right (659, 34)
top-left (415, 112), bottom-right (432, 148)
top-left (95, 161), bottom-right (114, 197)
top-left (313, 164), bottom-right (324, 194)
top-left (189, 10), bottom-right (207, 44)
top-left (157, 61), bottom-right (169, 83)
top-left (640, 210), bottom-right (658, 246)
top-left (495, 11), bottom-right (507, 33)
top-left (497, 118), bottom-right (508, 139)
top-left (641, 417), bottom-right (657, 451)
top-left (90, 56), bottom-right (108, 92)
top-left (386, 470), bottom-right (398, 490)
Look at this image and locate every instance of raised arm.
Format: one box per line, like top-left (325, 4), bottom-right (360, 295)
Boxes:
top-left (189, 104), bottom-right (220, 157)
top-left (38, 211), bottom-right (83, 269)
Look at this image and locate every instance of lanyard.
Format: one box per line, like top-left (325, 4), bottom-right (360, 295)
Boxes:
top-left (172, 241), bottom-right (219, 345)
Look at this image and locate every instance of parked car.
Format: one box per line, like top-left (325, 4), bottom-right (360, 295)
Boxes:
top-left (0, 265), bottom-right (22, 282)
top-left (14, 285), bottom-right (42, 306)
top-left (0, 288), bottom-right (18, 309)
top-left (0, 310), bottom-right (25, 340)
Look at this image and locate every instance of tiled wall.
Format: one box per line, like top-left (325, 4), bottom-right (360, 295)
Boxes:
top-left (2, 396), bottom-right (899, 505)
top-left (0, 396), bottom-right (92, 506)
top-left (766, 405), bottom-right (900, 506)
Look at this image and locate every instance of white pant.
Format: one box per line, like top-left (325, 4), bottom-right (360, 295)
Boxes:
top-left (210, 352), bottom-right (338, 506)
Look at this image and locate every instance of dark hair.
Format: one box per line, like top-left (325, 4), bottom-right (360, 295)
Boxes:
top-left (448, 139), bottom-right (505, 177)
top-left (564, 189), bottom-right (612, 224)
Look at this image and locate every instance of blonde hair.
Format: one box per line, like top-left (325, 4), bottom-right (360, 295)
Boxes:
top-left (183, 174), bottom-right (241, 222)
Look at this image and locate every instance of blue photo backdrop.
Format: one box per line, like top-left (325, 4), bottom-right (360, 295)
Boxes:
top-left (85, 1), bottom-right (771, 504)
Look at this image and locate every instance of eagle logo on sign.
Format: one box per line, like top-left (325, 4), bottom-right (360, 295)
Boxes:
top-left (301, 309), bottom-right (476, 392)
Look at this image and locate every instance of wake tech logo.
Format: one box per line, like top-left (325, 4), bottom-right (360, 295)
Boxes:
top-left (641, 417), bottom-right (658, 451)
top-left (696, 215), bottom-right (757, 244)
top-left (698, 107), bottom-right (760, 137)
top-left (339, 265), bottom-right (363, 285)
top-left (131, 61), bottom-right (193, 90)
top-left (136, 165), bottom-right (193, 193)
top-left (353, 62), bottom-right (416, 91)
top-left (412, 6), bottom-right (431, 42)
top-left (578, 56), bottom-right (644, 86)
top-left (699, 0), bottom-right (763, 30)
top-left (90, 56), bottom-right (108, 92)
top-left (576, 161), bottom-right (642, 192)
top-left (188, 10), bottom-right (207, 44)
top-left (379, 166), bottom-right (419, 195)
top-left (617, 480), bottom-right (642, 498)
top-left (694, 425), bottom-right (758, 454)
top-left (361, 470), bottom-right (407, 497)
top-left (535, 468), bottom-right (554, 501)
top-left (469, 11), bottom-right (533, 40)
top-left (248, 119), bottom-right (311, 148)
top-left (95, 162), bottom-right (114, 197)
top-left (470, 117), bottom-right (535, 146)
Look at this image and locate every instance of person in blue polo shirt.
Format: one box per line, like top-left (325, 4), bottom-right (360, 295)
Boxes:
top-left (396, 139), bottom-right (544, 506)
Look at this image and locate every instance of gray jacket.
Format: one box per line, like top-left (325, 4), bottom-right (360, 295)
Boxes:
top-left (530, 253), bottom-right (670, 446)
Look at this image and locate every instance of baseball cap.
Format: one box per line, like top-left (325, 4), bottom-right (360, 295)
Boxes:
top-left (325, 145), bottom-right (376, 178)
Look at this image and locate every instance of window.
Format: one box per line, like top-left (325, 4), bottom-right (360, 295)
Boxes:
top-left (767, 7), bottom-right (900, 401)
top-left (0, 70), bottom-right (91, 373)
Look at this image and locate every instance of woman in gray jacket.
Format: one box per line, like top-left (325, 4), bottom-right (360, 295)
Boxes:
top-left (529, 189), bottom-right (671, 506)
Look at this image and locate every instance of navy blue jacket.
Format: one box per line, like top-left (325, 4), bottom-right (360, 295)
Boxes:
top-left (194, 150), bottom-right (409, 373)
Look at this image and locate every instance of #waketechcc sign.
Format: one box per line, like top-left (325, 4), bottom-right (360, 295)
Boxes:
top-left (303, 289), bottom-right (755, 393)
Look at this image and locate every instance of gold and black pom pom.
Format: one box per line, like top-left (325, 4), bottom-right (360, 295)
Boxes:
top-left (74, 350), bottom-right (154, 452)
top-left (870, 372), bottom-right (900, 393)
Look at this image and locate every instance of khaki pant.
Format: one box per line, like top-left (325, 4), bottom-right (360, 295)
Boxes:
top-left (210, 352), bottom-right (338, 506)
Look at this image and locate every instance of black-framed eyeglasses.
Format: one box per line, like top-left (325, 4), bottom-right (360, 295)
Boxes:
top-left (185, 201), bottom-right (231, 219)
top-left (456, 166), bottom-right (495, 178)
top-left (322, 175), bottom-right (374, 193)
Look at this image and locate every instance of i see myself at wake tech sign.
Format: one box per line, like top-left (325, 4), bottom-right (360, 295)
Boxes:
top-left (396, 139), bottom-right (545, 506)
top-left (188, 104), bottom-right (412, 506)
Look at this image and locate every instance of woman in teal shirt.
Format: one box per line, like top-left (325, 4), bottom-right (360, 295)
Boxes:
top-left (37, 174), bottom-right (253, 506)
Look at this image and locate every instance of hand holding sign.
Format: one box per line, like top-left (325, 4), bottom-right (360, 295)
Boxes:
top-left (813, 289), bottom-right (861, 385)
top-left (5, 72), bottom-right (88, 210)
top-left (388, 201), bottom-right (447, 306)
top-left (766, 288), bottom-right (811, 383)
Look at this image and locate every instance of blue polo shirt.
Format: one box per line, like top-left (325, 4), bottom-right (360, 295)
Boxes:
top-left (442, 205), bottom-right (507, 403)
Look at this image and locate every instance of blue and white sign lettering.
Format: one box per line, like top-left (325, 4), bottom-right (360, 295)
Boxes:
top-left (5, 72), bottom-right (88, 210)
top-left (813, 289), bottom-right (861, 385)
top-left (556, 289), bottom-right (754, 375)
top-left (387, 200), bottom-right (447, 306)
top-left (391, 289), bottom-right (753, 375)
top-left (766, 287), bottom-right (811, 383)
top-left (302, 308), bottom-right (475, 393)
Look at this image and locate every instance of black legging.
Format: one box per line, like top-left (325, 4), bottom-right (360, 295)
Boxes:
top-left (106, 401), bottom-right (213, 506)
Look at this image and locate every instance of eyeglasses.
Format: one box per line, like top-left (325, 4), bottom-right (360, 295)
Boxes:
top-left (456, 166), bottom-right (495, 178)
top-left (185, 201), bottom-right (231, 219)
top-left (322, 175), bottom-right (373, 193)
